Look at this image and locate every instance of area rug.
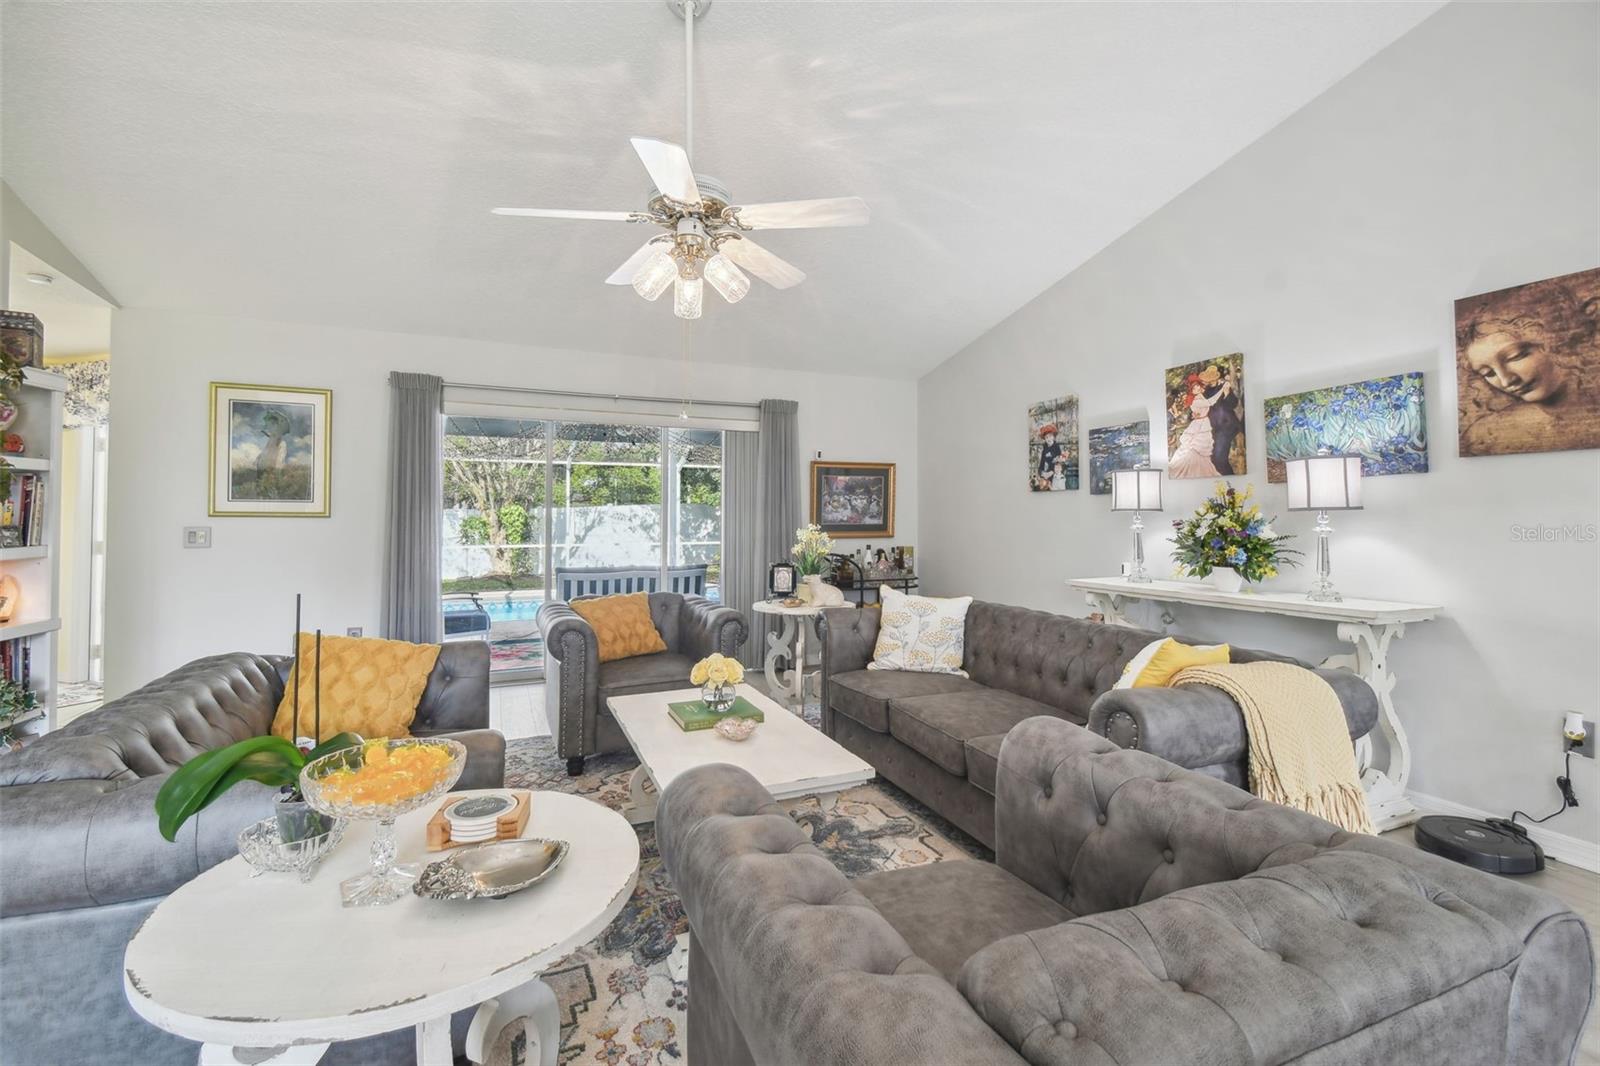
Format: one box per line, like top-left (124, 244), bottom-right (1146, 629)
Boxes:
top-left (488, 716), bottom-right (987, 1065)
top-left (489, 639), bottom-right (545, 671)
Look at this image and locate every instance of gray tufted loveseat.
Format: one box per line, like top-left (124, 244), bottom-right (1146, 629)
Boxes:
top-left (0, 647), bottom-right (503, 1065)
top-left (658, 715), bottom-right (1594, 1066)
top-left (819, 599), bottom-right (1378, 847)
top-left (537, 591), bottom-right (748, 776)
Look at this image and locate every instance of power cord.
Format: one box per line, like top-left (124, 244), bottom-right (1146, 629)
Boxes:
top-left (1511, 747), bottom-right (1579, 826)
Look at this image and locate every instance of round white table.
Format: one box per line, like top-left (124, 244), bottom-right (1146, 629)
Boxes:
top-left (124, 791), bottom-right (640, 1066)
top-left (751, 599), bottom-right (825, 711)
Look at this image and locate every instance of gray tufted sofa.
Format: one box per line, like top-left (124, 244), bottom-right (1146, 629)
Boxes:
top-left (0, 646), bottom-right (502, 1066)
top-left (537, 592), bottom-right (748, 776)
top-left (819, 600), bottom-right (1378, 847)
top-left (658, 716), bottom-right (1595, 1066)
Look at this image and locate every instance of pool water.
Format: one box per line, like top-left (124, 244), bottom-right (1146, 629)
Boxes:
top-left (442, 597), bottom-right (543, 623)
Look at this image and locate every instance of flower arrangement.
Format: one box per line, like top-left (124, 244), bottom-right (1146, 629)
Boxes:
top-left (790, 524), bottom-right (834, 577)
top-left (1171, 482), bottom-right (1298, 583)
top-left (690, 653), bottom-right (744, 712)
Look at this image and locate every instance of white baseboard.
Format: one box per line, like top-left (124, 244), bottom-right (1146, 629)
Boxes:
top-left (1407, 790), bottom-right (1600, 874)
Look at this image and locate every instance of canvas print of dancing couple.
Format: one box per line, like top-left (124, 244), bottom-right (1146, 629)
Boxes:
top-left (1165, 354), bottom-right (1245, 478)
top-left (1264, 373), bottom-right (1428, 483)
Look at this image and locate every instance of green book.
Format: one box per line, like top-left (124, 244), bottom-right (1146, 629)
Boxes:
top-left (668, 696), bottom-right (766, 732)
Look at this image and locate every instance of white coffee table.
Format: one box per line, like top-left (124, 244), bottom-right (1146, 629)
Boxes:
top-left (606, 683), bottom-right (875, 825)
top-left (124, 791), bottom-right (639, 1066)
top-left (751, 598), bottom-right (826, 710)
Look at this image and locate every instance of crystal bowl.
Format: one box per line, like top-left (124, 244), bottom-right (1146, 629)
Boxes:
top-left (300, 738), bottom-right (466, 906)
top-left (713, 716), bottom-right (758, 742)
top-left (237, 817), bottom-right (347, 883)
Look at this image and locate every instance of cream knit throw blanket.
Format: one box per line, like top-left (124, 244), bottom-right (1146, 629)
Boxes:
top-left (1171, 661), bottom-right (1375, 835)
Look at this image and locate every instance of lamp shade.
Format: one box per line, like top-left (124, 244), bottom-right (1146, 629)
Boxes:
top-left (1285, 453), bottom-right (1362, 511)
top-left (1110, 468), bottom-right (1163, 512)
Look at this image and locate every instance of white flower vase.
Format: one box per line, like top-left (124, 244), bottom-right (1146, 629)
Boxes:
top-left (796, 574), bottom-right (819, 603)
top-left (1208, 567), bottom-right (1244, 594)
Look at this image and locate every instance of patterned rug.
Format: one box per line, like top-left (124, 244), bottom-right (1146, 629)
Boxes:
top-left (488, 711), bottom-right (988, 1065)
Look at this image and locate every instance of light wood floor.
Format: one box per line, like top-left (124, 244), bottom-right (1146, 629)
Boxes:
top-left (493, 679), bottom-right (1599, 1060)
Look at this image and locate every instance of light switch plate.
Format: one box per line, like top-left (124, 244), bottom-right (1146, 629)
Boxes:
top-left (1574, 719), bottom-right (1596, 759)
top-left (346, 627), bottom-right (363, 638)
top-left (183, 526), bottom-right (211, 549)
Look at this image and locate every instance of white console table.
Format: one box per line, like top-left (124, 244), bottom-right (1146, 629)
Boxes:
top-left (1069, 576), bottom-right (1441, 832)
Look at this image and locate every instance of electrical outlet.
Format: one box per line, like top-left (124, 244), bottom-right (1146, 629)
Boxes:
top-left (346, 627), bottom-right (363, 638)
top-left (182, 526), bottom-right (211, 549)
top-left (1573, 719), bottom-right (1596, 759)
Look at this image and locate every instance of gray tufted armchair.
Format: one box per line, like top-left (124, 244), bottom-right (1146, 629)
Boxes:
top-left (0, 646), bottom-right (502, 1066)
top-left (658, 715), bottom-right (1593, 1066)
top-left (537, 592), bottom-right (748, 776)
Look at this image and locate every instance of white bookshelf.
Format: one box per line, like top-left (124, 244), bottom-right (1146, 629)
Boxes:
top-left (3, 366), bottom-right (66, 736)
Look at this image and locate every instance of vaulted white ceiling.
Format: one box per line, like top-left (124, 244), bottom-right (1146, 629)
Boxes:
top-left (2, 2), bottom-right (1441, 377)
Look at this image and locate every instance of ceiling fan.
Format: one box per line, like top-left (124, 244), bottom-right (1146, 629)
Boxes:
top-left (491, 0), bottom-right (868, 320)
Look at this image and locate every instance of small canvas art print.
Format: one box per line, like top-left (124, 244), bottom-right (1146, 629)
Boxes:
top-left (1166, 353), bottom-right (1246, 478)
top-left (1264, 373), bottom-right (1428, 483)
top-left (209, 383), bottom-right (331, 517)
top-left (1087, 420), bottom-right (1151, 495)
top-left (1028, 395), bottom-right (1079, 491)
top-left (1455, 267), bottom-right (1600, 457)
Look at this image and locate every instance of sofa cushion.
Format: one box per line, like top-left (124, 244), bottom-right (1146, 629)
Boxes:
top-left (829, 669), bottom-right (983, 734)
top-left (855, 860), bottom-right (1076, 979)
top-left (888, 689), bottom-right (1057, 777)
top-left (597, 652), bottom-right (696, 697)
top-left (572, 592), bottom-right (669, 663)
top-left (963, 733), bottom-right (1007, 796)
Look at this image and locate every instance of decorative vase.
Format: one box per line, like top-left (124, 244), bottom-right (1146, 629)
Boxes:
top-left (701, 681), bottom-right (736, 713)
top-left (1208, 567), bottom-right (1245, 594)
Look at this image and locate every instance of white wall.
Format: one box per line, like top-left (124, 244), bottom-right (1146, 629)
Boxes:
top-left (105, 309), bottom-right (917, 697)
top-left (918, 2), bottom-right (1599, 847)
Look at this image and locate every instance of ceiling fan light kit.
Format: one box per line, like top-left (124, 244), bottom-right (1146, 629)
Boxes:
top-left (492, 0), bottom-right (866, 320)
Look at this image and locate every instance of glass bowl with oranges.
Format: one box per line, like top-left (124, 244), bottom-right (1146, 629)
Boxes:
top-left (300, 737), bottom-right (466, 906)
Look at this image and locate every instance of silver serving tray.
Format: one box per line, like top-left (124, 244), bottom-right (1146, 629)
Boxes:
top-left (413, 838), bottom-right (570, 901)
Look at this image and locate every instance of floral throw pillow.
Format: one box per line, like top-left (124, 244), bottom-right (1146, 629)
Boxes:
top-left (868, 586), bottom-right (973, 676)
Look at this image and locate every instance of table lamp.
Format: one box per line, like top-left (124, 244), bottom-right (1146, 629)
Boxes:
top-left (1284, 449), bottom-right (1362, 602)
top-left (1110, 467), bottom-right (1163, 583)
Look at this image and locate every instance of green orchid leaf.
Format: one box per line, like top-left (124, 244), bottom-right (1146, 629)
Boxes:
top-left (306, 731), bottom-right (363, 763)
top-left (155, 735), bottom-right (304, 842)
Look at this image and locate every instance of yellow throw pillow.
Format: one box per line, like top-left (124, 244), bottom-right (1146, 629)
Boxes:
top-left (570, 592), bottom-right (668, 663)
top-left (1115, 638), bottom-right (1230, 689)
top-left (271, 634), bottom-right (441, 742)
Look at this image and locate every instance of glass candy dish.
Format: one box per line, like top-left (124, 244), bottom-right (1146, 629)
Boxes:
top-left (237, 817), bottom-right (347, 883)
top-left (300, 738), bottom-right (466, 907)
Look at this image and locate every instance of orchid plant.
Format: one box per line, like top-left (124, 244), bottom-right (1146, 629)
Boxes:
top-left (790, 524), bottom-right (834, 577)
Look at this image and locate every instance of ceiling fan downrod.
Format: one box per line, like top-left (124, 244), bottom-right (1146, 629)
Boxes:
top-left (668, 0), bottom-right (709, 164)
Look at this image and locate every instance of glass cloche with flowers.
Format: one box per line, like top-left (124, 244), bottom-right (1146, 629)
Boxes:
top-left (1171, 482), bottom-right (1299, 592)
top-left (690, 653), bottom-right (745, 713)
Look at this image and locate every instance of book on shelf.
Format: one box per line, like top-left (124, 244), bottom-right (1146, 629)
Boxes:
top-left (1, 472), bottom-right (46, 547)
top-left (0, 638), bottom-right (33, 687)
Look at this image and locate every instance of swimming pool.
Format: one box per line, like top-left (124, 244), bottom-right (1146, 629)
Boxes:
top-left (443, 596), bottom-right (543, 623)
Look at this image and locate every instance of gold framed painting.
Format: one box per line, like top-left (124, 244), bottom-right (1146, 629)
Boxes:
top-left (811, 461), bottom-right (894, 538)
top-left (209, 382), bottom-right (332, 517)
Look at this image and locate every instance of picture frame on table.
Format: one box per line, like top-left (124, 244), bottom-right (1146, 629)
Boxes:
top-left (810, 460), bottom-right (895, 538)
top-left (768, 563), bottom-right (797, 598)
top-left (208, 382), bottom-right (332, 517)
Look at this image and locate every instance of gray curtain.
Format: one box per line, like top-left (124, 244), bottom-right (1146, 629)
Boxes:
top-left (723, 429), bottom-right (761, 667)
top-left (381, 372), bottom-right (443, 643)
top-left (755, 399), bottom-right (801, 667)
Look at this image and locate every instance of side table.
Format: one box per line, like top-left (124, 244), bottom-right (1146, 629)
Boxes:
top-left (124, 791), bottom-right (640, 1065)
top-left (751, 599), bottom-right (826, 712)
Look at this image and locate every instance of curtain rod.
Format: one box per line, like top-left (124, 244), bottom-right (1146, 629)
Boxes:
top-left (442, 380), bottom-right (761, 412)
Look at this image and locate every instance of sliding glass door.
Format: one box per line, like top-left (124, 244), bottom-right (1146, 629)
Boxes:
top-left (442, 415), bottom-right (722, 680)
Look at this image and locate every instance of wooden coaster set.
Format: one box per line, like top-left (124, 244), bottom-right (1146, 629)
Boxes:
top-left (425, 789), bottom-right (532, 851)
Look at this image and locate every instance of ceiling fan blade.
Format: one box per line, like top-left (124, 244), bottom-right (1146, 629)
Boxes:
top-left (605, 241), bottom-right (666, 285)
top-left (721, 238), bottom-right (805, 290)
top-left (730, 197), bottom-right (869, 230)
top-left (630, 137), bottom-right (701, 205)
top-left (492, 207), bottom-right (638, 221)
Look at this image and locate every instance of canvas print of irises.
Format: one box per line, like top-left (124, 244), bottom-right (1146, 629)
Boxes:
top-left (1264, 372), bottom-right (1427, 483)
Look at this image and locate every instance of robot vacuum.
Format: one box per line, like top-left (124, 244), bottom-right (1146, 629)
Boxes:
top-left (1414, 816), bottom-right (1545, 875)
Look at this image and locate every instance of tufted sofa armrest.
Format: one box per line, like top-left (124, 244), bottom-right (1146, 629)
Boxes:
top-left (674, 594), bottom-right (749, 662)
top-left (657, 763), bottom-right (1029, 1066)
top-left (536, 601), bottom-right (599, 760)
top-left (818, 606), bottom-right (879, 737)
top-left (1085, 666), bottom-right (1378, 772)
